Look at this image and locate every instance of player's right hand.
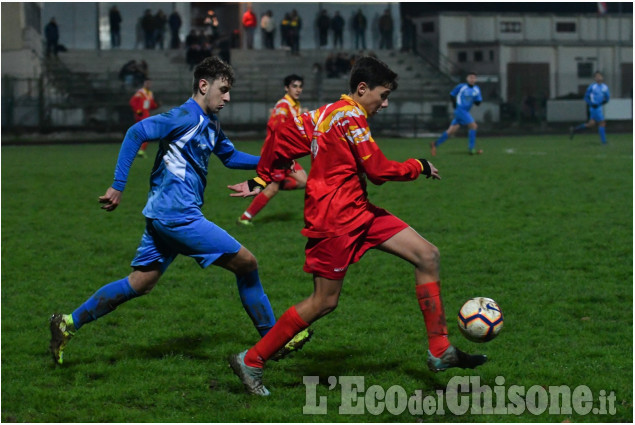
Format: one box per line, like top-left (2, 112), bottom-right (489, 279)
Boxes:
top-left (99, 187), bottom-right (122, 211)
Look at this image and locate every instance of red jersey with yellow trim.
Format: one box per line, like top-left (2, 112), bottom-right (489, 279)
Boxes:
top-left (258, 95), bottom-right (424, 238)
top-left (261, 94), bottom-right (302, 155)
top-left (129, 88), bottom-right (158, 122)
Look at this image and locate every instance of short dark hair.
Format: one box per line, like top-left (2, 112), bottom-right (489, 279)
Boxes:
top-left (467, 72), bottom-right (477, 77)
top-left (284, 74), bottom-right (304, 87)
top-left (192, 57), bottom-right (235, 94)
top-left (348, 56), bottom-right (398, 93)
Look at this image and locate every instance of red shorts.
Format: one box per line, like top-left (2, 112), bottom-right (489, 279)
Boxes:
top-left (303, 207), bottom-right (409, 280)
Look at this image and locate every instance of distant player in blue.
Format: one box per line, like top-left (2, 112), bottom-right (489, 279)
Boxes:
top-left (49, 57), bottom-right (310, 365)
top-left (430, 72), bottom-right (483, 156)
top-left (570, 71), bottom-right (610, 144)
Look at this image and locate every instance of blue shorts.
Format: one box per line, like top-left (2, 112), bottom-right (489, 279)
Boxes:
top-left (451, 109), bottom-right (475, 126)
top-left (589, 106), bottom-right (604, 122)
top-left (131, 217), bottom-right (242, 273)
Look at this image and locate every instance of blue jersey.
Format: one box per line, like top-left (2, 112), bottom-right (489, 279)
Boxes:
top-left (451, 83), bottom-right (482, 112)
top-left (584, 82), bottom-right (610, 107)
top-left (112, 98), bottom-right (259, 221)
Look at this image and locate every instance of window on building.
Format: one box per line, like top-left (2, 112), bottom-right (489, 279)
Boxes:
top-left (457, 51), bottom-right (467, 63)
top-left (500, 21), bottom-right (521, 33)
top-left (556, 22), bottom-right (576, 32)
top-left (577, 62), bottom-right (594, 78)
top-left (489, 50), bottom-right (495, 61)
top-left (474, 51), bottom-right (483, 62)
top-left (421, 22), bottom-right (435, 33)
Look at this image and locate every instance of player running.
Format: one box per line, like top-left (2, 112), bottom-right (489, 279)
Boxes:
top-left (569, 71), bottom-right (610, 144)
top-left (237, 74), bottom-right (308, 225)
top-left (49, 57), bottom-right (310, 366)
top-left (129, 78), bottom-right (159, 158)
top-left (430, 72), bottom-right (483, 156)
top-left (227, 56), bottom-right (487, 396)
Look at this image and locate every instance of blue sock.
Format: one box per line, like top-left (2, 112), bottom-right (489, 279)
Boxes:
top-left (435, 131), bottom-right (449, 146)
top-left (71, 277), bottom-right (140, 330)
top-left (468, 129), bottom-right (477, 151)
top-left (236, 269), bottom-right (276, 336)
top-left (574, 123), bottom-right (586, 132)
top-left (598, 127), bottom-right (607, 144)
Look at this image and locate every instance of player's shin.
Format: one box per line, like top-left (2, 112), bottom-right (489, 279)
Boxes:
top-left (71, 277), bottom-right (140, 330)
top-left (599, 126), bottom-right (607, 144)
top-left (236, 269), bottom-right (276, 336)
top-left (415, 281), bottom-right (451, 357)
top-left (468, 129), bottom-right (477, 150)
top-left (244, 305), bottom-right (309, 368)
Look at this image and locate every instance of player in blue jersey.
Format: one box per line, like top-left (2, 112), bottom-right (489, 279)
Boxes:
top-left (49, 57), bottom-right (310, 365)
top-left (430, 72), bottom-right (483, 156)
top-left (570, 71), bottom-right (610, 144)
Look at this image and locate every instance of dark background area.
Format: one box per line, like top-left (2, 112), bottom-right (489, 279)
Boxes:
top-left (401, 2), bottom-right (633, 16)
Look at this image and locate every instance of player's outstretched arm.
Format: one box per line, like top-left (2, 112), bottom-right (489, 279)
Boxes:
top-left (422, 159), bottom-right (441, 180)
top-left (99, 187), bottom-right (122, 212)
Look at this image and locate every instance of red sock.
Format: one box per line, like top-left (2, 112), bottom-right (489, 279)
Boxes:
top-left (139, 142), bottom-right (148, 151)
top-left (240, 192), bottom-right (270, 221)
top-left (244, 306), bottom-right (309, 368)
top-left (280, 176), bottom-right (298, 190)
top-left (416, 281), bottom-right (450, 357)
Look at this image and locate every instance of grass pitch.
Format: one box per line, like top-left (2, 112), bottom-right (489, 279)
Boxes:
top-left (1, 132), bottom-right (632, 422)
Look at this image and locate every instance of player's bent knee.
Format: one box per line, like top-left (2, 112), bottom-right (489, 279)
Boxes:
top-left (416, 244), bottom-right (440, 272)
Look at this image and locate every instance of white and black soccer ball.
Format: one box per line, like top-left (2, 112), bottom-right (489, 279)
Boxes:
top-left (457, 297), bottom-right (503, 342)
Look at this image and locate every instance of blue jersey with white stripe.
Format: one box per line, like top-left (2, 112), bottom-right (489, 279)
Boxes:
top-left (112, 98), bottom-right (259, 220)
top-left (450, 83), bottom-right (482, 112)
top-left (584, 82), bottom-right (610, 107)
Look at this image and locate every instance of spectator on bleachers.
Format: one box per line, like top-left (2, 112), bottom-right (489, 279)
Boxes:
top-left (109, 6), bottom-right (122, 48)
top-left (352, 9), bottom-right (367, 50)
top-left (261, 10), bottom-right (275, 50)
top-left (141, 9), bottom-right (155, 49)
top-left (289, 9), bottom-right (302, 55)
top-left (242, 6), bottom-right (257, 49)
top-left (154, 10), bottom-right (167, 50)
top-left (44, 17), bottom-right (59, 57)
top-left (331, 11), bottom-right (345, 49)
top-left (169, 10), bottom-right (182, 49)
top-left (378, 8), bottom-right (394, 50)
top-left (317, 9), bottom-right (330, 48)
top-left (204, 10), bottom-right (220, 44)
top-left (280, 13), bottom-right (291, 49)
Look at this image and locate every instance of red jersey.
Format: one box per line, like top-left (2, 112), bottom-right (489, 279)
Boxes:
top-left (129, 88), bottom-right (158, 122)
top-left (258, 94), bottom-right (424, 238)
top-left (261, 94), bottom-right (302, 156)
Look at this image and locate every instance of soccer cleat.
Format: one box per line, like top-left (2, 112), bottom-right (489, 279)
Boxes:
top-left (270, 328), bottom-right (314, 361)
top-left (236, 218), bottom-right (254, 226)
top-left (49, 313), bottom-right (75, 365)
top-left (569, 126), bottom-right (575, 140)
top-left (429, 142), bottom-right (437, 157)
top-left (228, 350), bottom-right (270, 396)
top-left (426, 345), bottom-right (487, 372)
top-left (136, 150), bottom-right (147, 158)
top-left (469, 149), bottom-right (483, 155)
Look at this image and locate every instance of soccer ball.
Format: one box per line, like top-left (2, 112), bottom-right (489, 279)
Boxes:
top-left (457, 297), bottom-right (503, 342)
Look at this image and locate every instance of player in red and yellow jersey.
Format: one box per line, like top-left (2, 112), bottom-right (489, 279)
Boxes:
top-left (237, 75), bottom-right (308, 225)
top-left (228, 57), bottom-right (486, 396)
top-left (129, 79), bottom-right (159, 158)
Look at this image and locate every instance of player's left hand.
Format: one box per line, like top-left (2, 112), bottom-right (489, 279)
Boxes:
top-left (419, 159), bottom-right (441, 180)
top-left (228, 181), bottom-right (262, 197)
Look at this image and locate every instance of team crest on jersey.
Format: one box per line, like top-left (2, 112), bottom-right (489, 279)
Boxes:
top-left (311, 134), bottom-right (320, 158)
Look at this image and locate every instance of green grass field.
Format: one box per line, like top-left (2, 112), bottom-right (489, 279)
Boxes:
top-left (2, 133), bottom-right (632, 422)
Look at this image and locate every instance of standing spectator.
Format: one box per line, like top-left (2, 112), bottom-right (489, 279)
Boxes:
top-left (242, 6), bottom-right (257, 49)
top-left (289, 9), bottom-right (302, 55)
top-left (260, 10), bottom-right (275, 50)
top-left (316, 9), bottom-right (330, 49)
top-left (280, 13), bottom-right (291, 48)
top-left (352, 9), bottom-right (366, 50)
top-left (401, 15), bottom-right (416, 53)
top-left (129, 78), bottom-right (159, 158)
top-left (154, 10), bottom-right (167, 50)
top-left (135, 15), bottom-right (144, 49)
top-left (570, 71), bottom-right (611, 144)
top-left (204, 10), bottom-right (220, 44)
top-left (44, 17), bottom-right (59, 57)
top-left (331, 11), bottom-right (345, 49)
top-left (109, 6), bottom-right (122, 48)
top-left (378, 8), bottom-right (393, 50)
top-left (141, 9), bottom-right (155, 49)
top-left (169, 10), bottom-right (182, 49)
